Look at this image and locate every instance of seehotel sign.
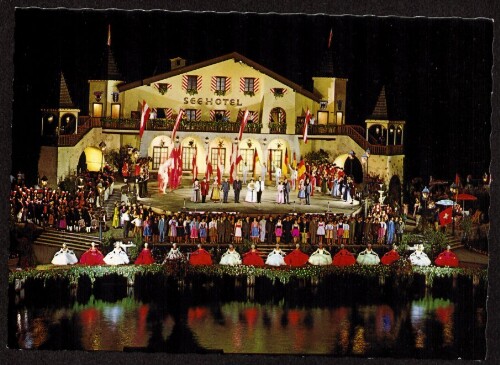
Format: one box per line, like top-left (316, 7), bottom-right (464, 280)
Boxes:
top-left (183, 97), bottom-right (244, 106)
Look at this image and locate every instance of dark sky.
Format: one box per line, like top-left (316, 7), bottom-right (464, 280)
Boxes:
top-left (12, 9), bottom-right (493, 183)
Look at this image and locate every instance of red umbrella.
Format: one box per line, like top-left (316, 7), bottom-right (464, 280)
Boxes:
top-left (455, 193), bottom-right (477, 201)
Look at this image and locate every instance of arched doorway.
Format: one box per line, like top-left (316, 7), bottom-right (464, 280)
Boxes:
top-left (83, 146), bottom-right (105, 172)
top-left (388, 175), bottom-right (402, 207)
top-left (333, 154), bottom-right (364, 184)
top-left (77, 152), bottom-right (87, 174)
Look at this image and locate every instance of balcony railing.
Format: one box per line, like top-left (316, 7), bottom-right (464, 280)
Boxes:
top-left (295, 121), bottom-right (404, 155)
top-left (269, 122), bottom-right (287, 134)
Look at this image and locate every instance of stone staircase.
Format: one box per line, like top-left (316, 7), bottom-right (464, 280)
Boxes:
top-left (404, 216), bottom-right (463, 249)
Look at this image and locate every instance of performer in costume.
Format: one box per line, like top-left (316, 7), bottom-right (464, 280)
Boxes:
top-left (409, 244), bottom-right (432, 267)
top-left (192, 178), bottom-right (200, 202)
top-left (210, 179), bottom-right (221, 202)
top-left (265, 243), bottom-right (286, 266)
top-left (189, 244), bottom-right (213, 265)
top-left (51, 243), bottom-right (78, 265)
top-left (308, 243), bottom-right (333, 266)
top-left (245, 179), bottom-right (257, 203)
top-left (219, 244), bottom-right (242, 266)
top-left (104, 241), bottom-right (132, 265)
top-left (434, 245), bottom-right (459, 267)
top-left (250, 218), bottom-right (260, 245)
top-left (332, 244), bottom-right (356, 267)
top-left (242, 244), bottom-right (265, 267)
top-left (356, 243), bottom-right (381, 265)
top-left (135, 242), bottom-right (155, 264)
top-left (79, 242), bottom-right (105, 265)
top-left (284, 243), bottom-right (309, 267)
top-left (112, 202), bottom-right (120, 228)
top-left (380, 244), bottom-right (401, 265)
top-left (163, 243), bottom-right (184, 263)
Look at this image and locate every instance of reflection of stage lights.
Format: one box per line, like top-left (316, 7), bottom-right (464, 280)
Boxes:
top-left (103, 305), bottom-right (123, 325)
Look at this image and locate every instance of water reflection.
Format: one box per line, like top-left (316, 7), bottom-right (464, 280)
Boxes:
top-left (10, 283), bottom-right (486, 358)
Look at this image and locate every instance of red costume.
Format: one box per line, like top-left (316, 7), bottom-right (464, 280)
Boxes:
top-left (189, 248), bottom-right (213, 265)
top-left (80, 247), bottom-right (105, 265)
top-left (200, 179), bottom-right (209, 197)
top-left (242, 249), bottom-right (265, 267)
top-left (135, 247), bottom-right (155, 264)
top-left (332, 248), bottom-right (356, 267)
top-left (434, 249), bottom-right (459, 267)
top-left (381, 249), bottom-right (401, 265)
top-left (284, 248), bottom-right (309, 267)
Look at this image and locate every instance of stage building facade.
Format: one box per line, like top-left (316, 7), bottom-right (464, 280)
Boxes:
top-left (38, 48), bottom-right (405, 188)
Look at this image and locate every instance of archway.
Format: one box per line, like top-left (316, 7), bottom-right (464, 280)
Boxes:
top-left (388, 175), bottom-right (402, 207)
top-left (83, 146), bottom-right (105, 172)
top-left (333, 154), bottom-right (364, 184)
top-left (77, 152), bottom-right (87, 174)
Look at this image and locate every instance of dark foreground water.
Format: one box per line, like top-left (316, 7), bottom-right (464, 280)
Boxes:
top-left (8, 275), bottom-right (486, 358)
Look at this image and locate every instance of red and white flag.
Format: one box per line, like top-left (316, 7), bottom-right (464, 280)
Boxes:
top-left (327, 28), bottom-right (333, 49)
top-left (192, 146), bottom-right (198, 180)
top-left (205, 145), bottom-right (212, 180)
top-left (439, 207), bottom-right (453, 226)
top-left (303, 108), bottom-right (311, 144)
top-left (229, 143), bottom-right (243, 183)
top-left (216, 148), bottom-right (223, 184)
top-left (107, 24), bottom-right (111, 46)
top-left (139, 100), bottom-right (150, 139)
top-left (238, 110), bottom-right (250, 140)
top-left (172, 109), bottom-right (184, 141)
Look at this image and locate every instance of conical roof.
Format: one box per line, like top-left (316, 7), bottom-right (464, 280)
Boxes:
top-left (58, 72), bottom-right (75, 108)
top-left (105, 46), bottom-right (122, 80)
top-left (370, 86), bottom-right (388, 119)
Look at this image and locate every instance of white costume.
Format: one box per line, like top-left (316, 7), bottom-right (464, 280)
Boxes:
top-left (308, 248), bottom-right (332, 266)
top-left (265, 248), bottom-right (286, 266)
top-left (164, 246), bottom-right (184, 262)
top-left (356, 248), bottom-right (381, 265)
top-left (274, 165), bottom-right (282, 187)
top-left (104, 243), bottom-right (131, 265)
top-left (245, 181), bottom-right (257, 202)
top-left (409, 247), bottom-right (431, 266)
top-left (51, 246), bottom-right (78, 265)
top-left (219, 249), bottom-right (242, 266)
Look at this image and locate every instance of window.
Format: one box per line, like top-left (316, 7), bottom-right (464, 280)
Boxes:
top-left (182, 147), bottom-right (196, 171)
top-left (215, 77), bottom-right (226, 92)
top-left (269, 149), bottom-right (283, 171)
top-left (317, 111), bottom-right (328, 125)
top-left (320, 100), bottom-right (328, 110)
top-left (185, 109), bottom-right (197, 122)
top-left (111, 104), bottom-right (121, 119)
top-left (244, 78), bottom-right (255, 93)
top-left (238, 149), bottom-right (255, 173)
top-left (270, 107), bottom-right (286, 124)
top-left (187, 75), bottom-right (198, 90)
top-left (92, 103), bottom-right (103, 117)
top-left (152, 146), bottom-right (169, 169)
top-left (211, 148), bottom-right (226, 169)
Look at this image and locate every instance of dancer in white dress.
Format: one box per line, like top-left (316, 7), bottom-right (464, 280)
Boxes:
top-left (265, 243), bottom-right (286, 266)
top-left (51, 243), bottom-right (78, 265)
top-left (219, 244), bottom-right (242, 266)
top-left (163, 243), bottom-right (184, 262)
top-left (409, 244), bottom-right (432, 266)
top-left (356, 244), bottom-right (381, 265)
top-left (308, 243), bottom-right (332, 266)
top-left (104, 242), bottom-right (131, 265)
top-left (245, 179), bottom-right (257, 202)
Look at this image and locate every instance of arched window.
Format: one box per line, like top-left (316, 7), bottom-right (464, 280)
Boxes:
top-left (269, 107), bottom-right (286, 124)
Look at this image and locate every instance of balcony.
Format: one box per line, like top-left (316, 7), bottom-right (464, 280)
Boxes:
top-left (268, 122), bottom-right (287, 134)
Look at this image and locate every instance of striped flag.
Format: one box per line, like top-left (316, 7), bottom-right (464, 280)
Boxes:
top-left (229, 143), bottom-right (242, 184)
top-left (216, 148), bottom-right (223, 184)
top-left (268, 149), bottom-right (273, 180)
top-left (327, 28), bottom-right (333, 49)
top-left (283, 149), bottom-right (289, 177)
top-left (292, 151), bottom-right (297, 169)
top-left (253, 148), bottom-right (259, 179)
top-left (107, 24), bottom-right (111, 46)
top-left (192, 146), bottom-right (198, 180)
top-left (172, 109), bottom-right (184, 141)
top-left (205, 145), bottom-right (212, 181)
top-left (139, 100), bottom-right (150, 139)
top-left (303, 108), bottom-right (311, 144)
top-left (238, 110), bottom-right (250, 140)
top-left (297, 159), bottom-right (306, 181)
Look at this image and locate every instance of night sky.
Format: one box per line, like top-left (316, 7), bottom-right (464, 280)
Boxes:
top-left (12, 9), bottom-right (493, 184)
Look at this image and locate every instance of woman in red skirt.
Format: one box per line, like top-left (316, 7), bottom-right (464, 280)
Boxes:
top-left (434, 245), bottom-right (460, 267)
top-left (332, 244), bottom-right (356, 267)
top-left (284, 244), bottom-right (309, 267)
top-left (189, 244), bottom-right (213, 266)
top-left (135, 242), bottom-right (155, 264)
top-left (242, 244), bottom-right (265, 267)
top-left (381, 244), bottom-right (401, 265)
top-left (79, 242), bottom-right (105, 265)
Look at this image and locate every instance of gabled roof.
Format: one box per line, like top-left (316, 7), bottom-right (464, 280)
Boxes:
top-left (117, 52), bottom-right (321, 102)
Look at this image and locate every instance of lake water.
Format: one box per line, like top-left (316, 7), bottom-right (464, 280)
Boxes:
top-left (8, 275), bottom-right (486, 359)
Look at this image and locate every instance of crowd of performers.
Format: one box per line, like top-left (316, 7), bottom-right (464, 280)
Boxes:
top-left (50, 240), bottom-right (459, 268)
top-left (10, 170), bottom-right (115, 232)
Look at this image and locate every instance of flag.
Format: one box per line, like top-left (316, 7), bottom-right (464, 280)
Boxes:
top-left (238, 110), bottom-right (250, 140)
top-left (139, 100), bottom-right (150, 138)
top-left (172, 109), bottom-right (184, 141)
top-left (327, 28), bottom-right (333, 49)
top-left (439, 207), bottom-right (453, 226)
top-left (283, 149), bottom-right (289, 177)
top-left (216, 148), bottom-right (223, 183)
top-left (303, 109), bottom-right (311, 143)
top-left (268, 149), bottom-right (273, 180)
top-left (455, 173), bottom-right (461, 187)
top-left (297, 159), bottom-right (306, 181)
top-left (253, 148), bottom-right (259, 179)
top-left (229, 143), bottom-right (237, 183)
top-left (192, 147), bottom-right (198, 180)
top-left (292, 151), bottom-right (297, 169)
top-left (107, 24), bottom-right (111, 46)
top-left (205, 145), bottom-right (212, 180)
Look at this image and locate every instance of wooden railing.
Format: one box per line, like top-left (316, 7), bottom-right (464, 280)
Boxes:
top-left (58, 117), bottom-right (102, 146)
top-left (295, 122), bottom-right (404, 155)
